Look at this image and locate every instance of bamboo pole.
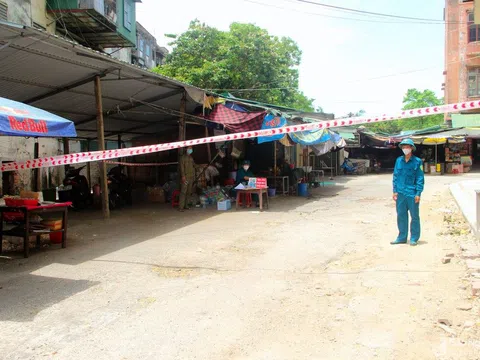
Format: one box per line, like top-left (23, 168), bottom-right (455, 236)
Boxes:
top-left (94, 75), bottom-right (110, 219)
top-left (178, 92), bottom-right (186, 188)
top-left (86, 140), bottom-right (92, 187)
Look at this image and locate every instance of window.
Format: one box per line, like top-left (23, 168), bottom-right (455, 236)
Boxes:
top-left (145, 44), bottom-right (151, 60)
top-left (124, 0), bottom-right (132, 31)
top-left (0, 2), bottom-right (7, 22)
top-left (138, 38), bottom-right (144, 58)
top-left (468, 68), bottom-right (480, 97)
top-left (468, 12), bottom-right (480, 42)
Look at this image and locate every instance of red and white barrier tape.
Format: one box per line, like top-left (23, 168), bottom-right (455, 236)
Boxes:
top-left (1, 100), bottom-right (475, 173)
top-left (105, 161), bottom-right (178, 167)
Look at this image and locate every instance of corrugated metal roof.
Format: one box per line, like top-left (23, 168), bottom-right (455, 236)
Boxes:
top-left (0, 22), bottom-right (205, 141)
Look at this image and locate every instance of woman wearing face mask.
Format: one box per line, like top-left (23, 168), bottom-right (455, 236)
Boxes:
top-left (236, 160), bottom-right (254, 185)
top-left (235, 160), bottom-right (259, 206)
top-left (391, 139), bottom-right (425, 246)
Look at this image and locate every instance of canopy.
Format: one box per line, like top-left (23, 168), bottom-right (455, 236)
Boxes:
top-left (0, 97), bottom-right (77, 138)
top-left (257, 114), bottom-right (287, 144)
top-left (289, 128), bottom-right (332, 146)
top-left (204, 104), bottom-right (266, 133)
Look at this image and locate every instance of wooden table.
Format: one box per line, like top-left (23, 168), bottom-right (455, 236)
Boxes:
top-left (0, 202), bottom-right (71, 258)
top-left (235, 188), bottom-right (269, 211)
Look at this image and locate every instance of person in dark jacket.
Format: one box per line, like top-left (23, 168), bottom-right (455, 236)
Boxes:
top-left (236, 160), bottom-right (254, 185)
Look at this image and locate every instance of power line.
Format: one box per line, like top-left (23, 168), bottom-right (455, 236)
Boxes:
top-left (210, 53), bottom-right (480, 93)
top-left (243, 0), bottom-right (466, 25)
top-left (291, 0), bottom-right (446, 23)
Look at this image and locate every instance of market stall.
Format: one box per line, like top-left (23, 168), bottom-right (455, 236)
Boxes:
top-left (0, 96), bottom-right (77, 257)
top-left (0, 200), bottom-right (71, 258)
top-left (411, 132), bottom-right (470, 175)
top-left (445, 140), bottom-right (473, 174)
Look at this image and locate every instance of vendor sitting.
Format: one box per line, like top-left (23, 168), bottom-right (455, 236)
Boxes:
top-left (236, 160), bottom-right (254, 185)
top-left (235, 160), bottom-right (258, 207)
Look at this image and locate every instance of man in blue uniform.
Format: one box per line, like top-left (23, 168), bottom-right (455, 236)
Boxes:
top-left (391, 138), bottom-right (425, 246)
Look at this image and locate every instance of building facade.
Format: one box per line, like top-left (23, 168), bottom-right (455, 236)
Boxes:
top-left (444, 0), bottom-right (480, 126)
top-left (0, 0), bottom-right (64, 193)
top-left (109, 22), bottom-right (168, 70)
top-left (132, 22), bottom-right (167, 69)
top-left (46, 0), bottom-right (139, 49)
top-left (0, 0), bottom-right (166, 193)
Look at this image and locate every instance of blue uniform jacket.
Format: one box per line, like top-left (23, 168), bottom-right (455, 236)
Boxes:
top-left (393, 155), bottom-right (425, 197)
top-left (236, 168), bottom-right (254, 185)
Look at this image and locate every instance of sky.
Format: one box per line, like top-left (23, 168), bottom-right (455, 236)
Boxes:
top-left (136, 0), bottom-right (445, 118)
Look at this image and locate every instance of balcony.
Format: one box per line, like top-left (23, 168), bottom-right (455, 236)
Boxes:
top-left (47, 0), bottom-right (134, 49)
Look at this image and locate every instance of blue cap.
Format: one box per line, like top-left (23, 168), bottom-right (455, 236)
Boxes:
top-left (398, 138), bottom-right (416, 151)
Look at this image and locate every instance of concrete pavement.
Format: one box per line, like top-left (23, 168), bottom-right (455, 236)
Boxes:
top-left (1, 174), bottom-right (479, 359)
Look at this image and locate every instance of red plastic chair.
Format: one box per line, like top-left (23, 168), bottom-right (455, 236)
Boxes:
top-left (171, 190), bottom-right (180, 208)
top-left (224, 178), bottom-right (235, 186)
top-left (238, 193), bottom-right (252, 207)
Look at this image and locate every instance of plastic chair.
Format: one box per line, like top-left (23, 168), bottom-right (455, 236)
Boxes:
top-left (171, 189), bottom-right (180, 208)
top-left (224, 178), bottom-right (235, 186)
top-left (238, 193), bottom-right (252, 207)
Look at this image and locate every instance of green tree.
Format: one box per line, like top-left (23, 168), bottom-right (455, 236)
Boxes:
top-left (367, 89), bottom-right (444, 134)
top-left (342, 109), bottom-right (365, 118)
top-left (155, 20), bottom-right (315, 111)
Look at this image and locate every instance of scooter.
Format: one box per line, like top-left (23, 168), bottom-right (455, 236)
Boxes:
top-left (63, 166), bottom-right (92, 209)
top-left (107, 166), bottom-right (132, 210)
top-left (341, 158), bottom-right (364, 175)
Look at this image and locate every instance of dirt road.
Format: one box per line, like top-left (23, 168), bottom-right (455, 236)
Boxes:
top-left (0, 174), bottom-right (479, 359)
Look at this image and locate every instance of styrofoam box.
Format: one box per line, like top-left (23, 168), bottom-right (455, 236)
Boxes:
top-left (217, 200), bottom-right (231, 211)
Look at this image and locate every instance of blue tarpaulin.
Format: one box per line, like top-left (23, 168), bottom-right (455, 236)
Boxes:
top-left (289, 128), bottom-right (332, 146)
top-left (224, 101), bottom-right (248, 113)
top-left (0, 97), bottom-right (77, 138)
top-left (257, 114), bottom-right (287, 144)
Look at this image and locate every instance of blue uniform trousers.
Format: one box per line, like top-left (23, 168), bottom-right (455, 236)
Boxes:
top-left (396, 193), bottom-right (421, 243)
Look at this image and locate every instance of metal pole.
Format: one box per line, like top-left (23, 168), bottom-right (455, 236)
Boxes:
top-left (273, 141), bottom-right (277, 190)
top-left (117, 134), bottom-right (123, 167)
top-left (63, 137), bottom-right (70, 173)
top-left (205, 127), bottom-right (212, 162)
top-left (94, 75), bottom-right (110, 219)
top-left (33, 138), bottom-right (40, 192)
top-left (335, 151), bottom-right (338, 177)
top-left (330, 151), bottom-right (333, 180)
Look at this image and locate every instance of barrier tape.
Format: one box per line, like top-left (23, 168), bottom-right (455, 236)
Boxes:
top-left (105, 161), bottom-right (178, 167)
top-left (1, 100), bottom-right (476, 173)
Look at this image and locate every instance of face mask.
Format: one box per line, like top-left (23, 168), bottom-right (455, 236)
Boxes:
top-left (402, 148), bottom-right (412, 155)
top-left (187, 149), bottom-right (193, 155)
top-left (243, 166), bottom-right (250, 171)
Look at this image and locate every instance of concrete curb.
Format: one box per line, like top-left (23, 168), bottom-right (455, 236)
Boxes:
top-left (449, 180), bottom-right (479, 236)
